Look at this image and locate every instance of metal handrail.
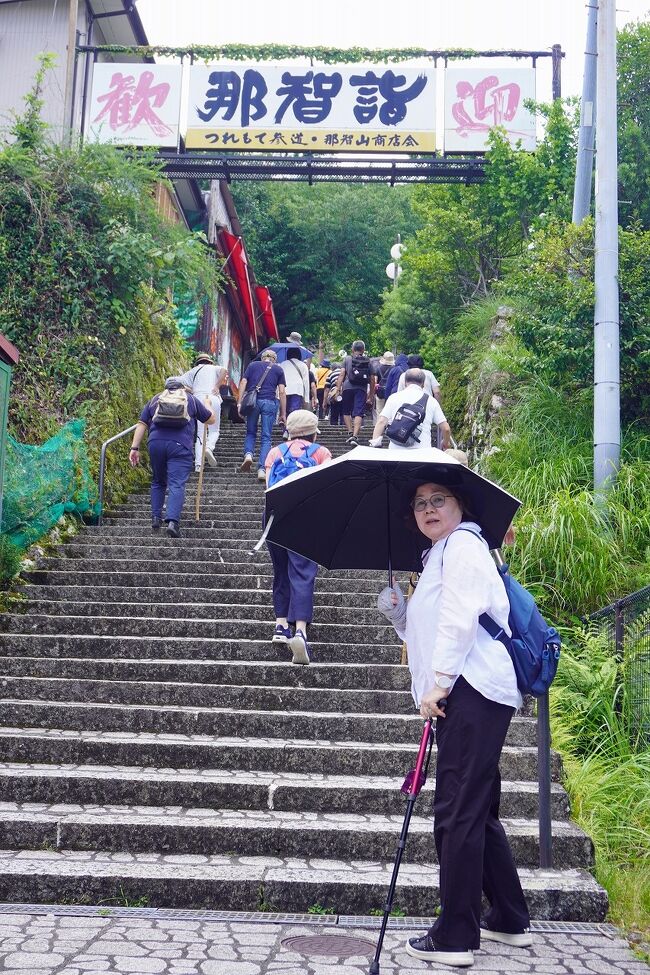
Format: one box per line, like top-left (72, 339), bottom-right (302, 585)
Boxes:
top-left (98, 424), bottom-right (137, 526)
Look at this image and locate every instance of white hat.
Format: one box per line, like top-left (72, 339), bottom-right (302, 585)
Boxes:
top-left (287, 331), bottom-right (302, 343)
top-left (381, 351), bottom-right (395, 365)
top-left (286, 409), bottom-right (320, 438)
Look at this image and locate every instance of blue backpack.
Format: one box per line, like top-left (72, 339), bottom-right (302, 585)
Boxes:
top-left (267, 442), bottom-right (320, 488)
top-left (444, 528), bottom-right (561, 697)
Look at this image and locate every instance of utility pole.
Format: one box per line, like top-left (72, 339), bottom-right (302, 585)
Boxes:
top-left (63, 0), bottom-right (80, 143)
top-left (573, 2), bottom-right (598, 224)
top-left (593, 0), bottom-right (621, 492)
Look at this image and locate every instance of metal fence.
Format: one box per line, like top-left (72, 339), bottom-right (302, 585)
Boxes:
top-left (589, 585), bottom-right (650, 749)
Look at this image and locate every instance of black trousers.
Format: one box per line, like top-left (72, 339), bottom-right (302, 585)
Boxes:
top-left (429, 676), bottom-right (530, 951)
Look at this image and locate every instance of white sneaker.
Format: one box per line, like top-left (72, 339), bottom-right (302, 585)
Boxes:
top-left (240, 453), bottom-right (253, 473)
top-left (257, 468), bottom-right (266, 482)
top-left (406, 934), bottom-right (473, 967)
top-left (205, 448), bottom-right (217, 468)
top-left (289, 629), bottom-right (311, 665)
top-left (480, 924), bottom-right (532, 947)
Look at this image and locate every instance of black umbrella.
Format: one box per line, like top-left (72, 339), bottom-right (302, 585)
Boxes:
top-left (261, 446), bottom-right (521, 575)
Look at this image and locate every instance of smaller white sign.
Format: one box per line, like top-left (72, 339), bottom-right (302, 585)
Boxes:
top-left (444, 67), bottom-right (536, 153)
top-left (88, 63), bottom-right (183, 147)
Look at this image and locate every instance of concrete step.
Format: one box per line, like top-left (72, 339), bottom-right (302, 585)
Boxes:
top-left (0, 613), bottom-right (398, 646)
top-left (0, 657), bottom-right (411, 691)
top-left (19, 600), bottom-right (388, 624)
top-left (0, 804), bottom-right (592, 868)
top-left (0, 699), bottom-right (538, 747)
top-left (0, 728), bottom-right (557, 779)
top-left (19, 584), bottom-right (381, 609)
top-left (75, 528), bottom-right (264, 541)
top-left (0, 849), bottom-right (608, 919)
top-left (0, 634), bottom-right (404, 665)
top-left (0, 676), bottom-right (416, 716)
top-left (0, 764), bottom-right (570, 819)
top-left (23, 570), bottom-right (388, 593)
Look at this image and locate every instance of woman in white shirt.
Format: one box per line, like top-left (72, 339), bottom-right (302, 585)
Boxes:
top-left (178, 354), bottom-right (227, 472)
top-left (377, 482), bottom-right (530, 969)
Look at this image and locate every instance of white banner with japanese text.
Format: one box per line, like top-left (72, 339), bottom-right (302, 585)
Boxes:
top-left (186, 63), bottom-right (436, 152)
top-left (88, 63), bottom-right (183, 147)
top-left (444, 67), bottom-right (536, 152)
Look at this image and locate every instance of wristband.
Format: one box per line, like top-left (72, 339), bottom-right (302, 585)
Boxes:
top-left (131, 447), bottom-right (139, 451)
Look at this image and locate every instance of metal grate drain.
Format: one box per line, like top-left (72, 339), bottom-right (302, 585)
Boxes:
top-left (282, 934), bottom-right (376, 959)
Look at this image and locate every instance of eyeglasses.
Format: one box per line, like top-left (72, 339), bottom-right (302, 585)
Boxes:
top-left (411, 493), bottom-right (455, 513)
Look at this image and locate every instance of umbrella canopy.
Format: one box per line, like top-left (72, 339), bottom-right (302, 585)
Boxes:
top-left (257, 342), bottom-right (314, 363)
top-left (263, 447), bottom-right (521, 573)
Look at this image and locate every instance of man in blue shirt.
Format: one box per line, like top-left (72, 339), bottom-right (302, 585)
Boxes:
top-left (238, 348), bottom-right (287, 482)
top-left (130, 378), bottom-right (214, 537)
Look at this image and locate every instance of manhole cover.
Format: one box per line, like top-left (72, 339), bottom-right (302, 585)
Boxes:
top-left (282, 934), bottom-right (376, 959)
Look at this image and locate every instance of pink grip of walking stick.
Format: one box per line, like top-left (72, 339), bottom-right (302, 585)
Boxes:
top-left (400, 719), bottom-right (433, 797)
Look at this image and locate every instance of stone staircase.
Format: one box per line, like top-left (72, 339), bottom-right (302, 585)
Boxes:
top-left (0, 421), bottom-right (607, 919)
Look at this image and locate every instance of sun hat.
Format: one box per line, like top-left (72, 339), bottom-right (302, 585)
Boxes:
top-left (321, 359), bottom-right (331, 368)
top-left (260, 348), bottom-right (278, 362)
top-left (286, 410), bottom-right (320, 438)
top-left (164, 377), bottom-right (185, 389)
top-left (381, 351), bottom-right (395, 366)
top-left (287, 331), bottom-right (302, 343)
top-left (193, 352), bottom-right (214, 365)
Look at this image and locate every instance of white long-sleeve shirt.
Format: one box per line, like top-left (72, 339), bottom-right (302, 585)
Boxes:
top-left (395, 522), bottom-right (521, 710)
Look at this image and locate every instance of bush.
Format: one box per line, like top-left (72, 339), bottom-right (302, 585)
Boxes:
top-left (0, 535), bottom-right (21, 586)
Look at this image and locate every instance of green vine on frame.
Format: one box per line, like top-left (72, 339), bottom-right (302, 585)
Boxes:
top-left (81, 43), bottom-right (535, 65)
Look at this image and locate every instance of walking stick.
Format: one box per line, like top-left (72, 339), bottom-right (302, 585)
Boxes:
top-left (195, 421), bottom-right (208, 522)
top-left (368, 718), bottom-right (436, 975)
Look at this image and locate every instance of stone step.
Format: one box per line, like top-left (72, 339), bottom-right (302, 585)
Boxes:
top-left (75, 528), bottom-right (264, 542)
top-left (0, 634), bottom-right (404, 665)
top-left (19, 585), bottom-right (381, 609)
top-left (0, 676), bottom-right (416, 716)
top-left (0, 804), bottom-right (592, 868)
top-left (0, 764), bottom-right (570, 819)
top-left (23, 570), bottom-right (388, 593)
top-left (0, 728), bottom-right (557, 780)
top-left (0, 699), bottom-right (537, 748)
top-left (0, 849), bottom-right (608, 919)
top-left (19, 600), bottom-right (388, 625)
top-left (61, 541), bottom-right (274, 558)
top-left (0, 614), bottom-right (398, 646)
top-left (0, 657), bottom-right (410, 691)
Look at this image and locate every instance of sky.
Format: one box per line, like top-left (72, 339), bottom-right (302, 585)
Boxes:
top-left (136, 0), bottom-right (650, 101)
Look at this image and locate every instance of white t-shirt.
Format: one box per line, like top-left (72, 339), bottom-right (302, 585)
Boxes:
top-left (397, 369), bottom-right (439, 397)
top-left (281, 358), bottom-right (310, 399)
top-left (392, 523), bottom-right (521, 711)
top-left (178, 364), bottom-right (222, 400)
top-left (380, 384), bottom-right (446, 449)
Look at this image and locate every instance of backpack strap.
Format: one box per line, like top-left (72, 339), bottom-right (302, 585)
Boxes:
top-left (254, 364), bottom-right (273, 392)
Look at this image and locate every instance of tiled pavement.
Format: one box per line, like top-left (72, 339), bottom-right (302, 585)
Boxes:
top-left (0, 908), bottom-right (646, 975)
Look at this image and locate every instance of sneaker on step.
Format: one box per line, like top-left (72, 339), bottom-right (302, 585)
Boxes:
top-left (406, 934), bottom-right (473, 967)
top-left (151, 516), bottom-right (162, 531)
top-left (289, 629), bottom-right (311, 665)
top-left (166, 520), bottom-right (181, 539)
top-left (257, 468), bottom-right (266, 482)
top-left (345, 436), bottom-right (358, 446)
top-left (240, 453), bottom-right (253, 473)
top-left (271, 624), bottom-right (292, 644)
top-left (480, 923), bottom-right (532, 947)
top-left (205, 448), bottom-right (217, 468)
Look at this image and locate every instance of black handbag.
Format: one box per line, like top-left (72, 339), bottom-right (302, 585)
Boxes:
top-left (239, 364), bottom-right (273, 417)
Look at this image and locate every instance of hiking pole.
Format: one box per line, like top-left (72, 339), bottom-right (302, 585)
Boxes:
top-left (195, 423), bottom-right (208, 522)
top-left (368, 718), bottom-right (436, 975)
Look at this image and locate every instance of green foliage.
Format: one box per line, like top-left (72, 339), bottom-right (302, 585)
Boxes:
top-left (501, 218), bottom-right (650, 424)
top-left (231, 182), bottom-right (419, 347)
top-left (377, 100), bottom-right (577, 350)
top-left (618, 20), bottom-right (650, 229)
top-left (550, 624), bottom-right (650, 936)
top-left (86, 43), bottom-right (490, 64)
top-left (0, 536), bottom-right (21, 586)
top-left (307, 903), bottom-right (336, 915)
top-left (484, 382), bottom-right (650, 617)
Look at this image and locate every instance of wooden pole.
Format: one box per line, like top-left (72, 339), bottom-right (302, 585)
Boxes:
top-left (195, 422), bottom-right (208, 521)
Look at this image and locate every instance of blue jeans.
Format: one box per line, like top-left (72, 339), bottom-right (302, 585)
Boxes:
top-left (244, 398), bottom-right (279, 470)
top-left (148, 440), bottom-right (194, 523)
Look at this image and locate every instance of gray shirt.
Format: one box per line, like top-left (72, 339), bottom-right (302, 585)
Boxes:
top-left (341, 354), bottom-right (378, 393)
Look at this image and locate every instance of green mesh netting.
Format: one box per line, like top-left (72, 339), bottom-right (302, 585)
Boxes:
top-left (1, 419), bottom-right (100, 551)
